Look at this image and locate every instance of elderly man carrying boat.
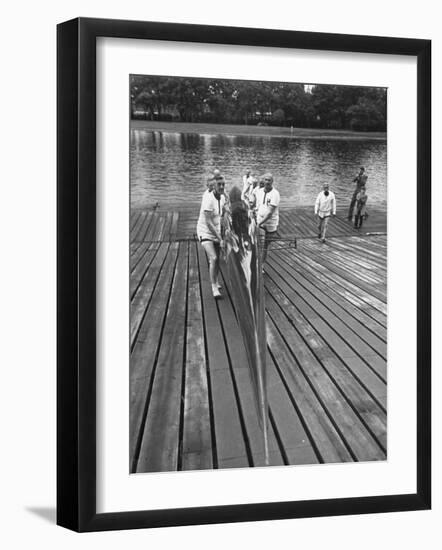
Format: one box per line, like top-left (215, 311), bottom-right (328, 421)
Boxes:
top-left (197, 174), bottom-right (226, 298)
top-left (251, 173), bottom-right (280, 264)
top-left (315, 183), bottom-right (336, 243)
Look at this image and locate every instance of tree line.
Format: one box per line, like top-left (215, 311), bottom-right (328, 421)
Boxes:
top-left (130, 75), bottom-right (387, 132)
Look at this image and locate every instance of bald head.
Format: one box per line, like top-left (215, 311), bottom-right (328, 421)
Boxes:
top-left (263, 173), bottom-right (274, 192)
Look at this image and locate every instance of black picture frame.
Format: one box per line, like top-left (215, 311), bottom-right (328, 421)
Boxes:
top-left (57, 17), bottom-right (431, 532)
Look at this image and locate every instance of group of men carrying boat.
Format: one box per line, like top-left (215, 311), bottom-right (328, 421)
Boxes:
top-left (196, 165), bottom-right (368, 298)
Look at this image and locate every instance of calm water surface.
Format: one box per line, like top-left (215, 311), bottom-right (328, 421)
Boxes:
top-left (130, 130), bottom-right (387, 209)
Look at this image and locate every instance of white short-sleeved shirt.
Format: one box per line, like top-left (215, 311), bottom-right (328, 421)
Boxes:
top-left (255, 187), bottom-right (280, 232)
top-left (196, 190), bottom-right (226, 241)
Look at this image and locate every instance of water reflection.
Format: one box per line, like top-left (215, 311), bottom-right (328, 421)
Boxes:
top-left (130, 130), bottom-right (387, 209)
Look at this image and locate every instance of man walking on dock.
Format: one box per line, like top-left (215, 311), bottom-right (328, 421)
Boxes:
top-left (348, 166), bottom-right (368, 220)
top-left (315, 183), bottom-right (336, 243)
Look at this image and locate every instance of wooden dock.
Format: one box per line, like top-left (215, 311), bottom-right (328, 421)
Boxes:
top-left (130, 206), bottom-right (387, 473)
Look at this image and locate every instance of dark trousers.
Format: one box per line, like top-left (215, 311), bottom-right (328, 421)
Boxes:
top-left (348, 189), bottom-right (359, 219)
top-left (260, 229), bottom-right (278, 263)
top-left (317, 215), bottom-right (330, 240)
top-left (354, 214), bottom-right (364, 228)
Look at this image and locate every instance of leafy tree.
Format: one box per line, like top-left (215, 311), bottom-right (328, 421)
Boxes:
top-left (272, 108), bottom-right (285, 125)
top-left (129, 75), bottom-right (387, 132)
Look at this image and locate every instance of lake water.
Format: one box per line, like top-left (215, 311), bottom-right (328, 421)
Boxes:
top-left (130, 130), bottom-right (387, 209)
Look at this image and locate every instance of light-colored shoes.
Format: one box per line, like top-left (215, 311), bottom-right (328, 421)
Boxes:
top-left (212, 284), bottom-right (222, 299)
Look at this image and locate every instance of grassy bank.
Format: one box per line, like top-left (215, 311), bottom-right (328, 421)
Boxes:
top-left (131, 120), bottom-right (386, 140)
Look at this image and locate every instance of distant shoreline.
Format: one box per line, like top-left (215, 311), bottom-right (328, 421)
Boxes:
top-left (130, 120), bottom-right (387, 141)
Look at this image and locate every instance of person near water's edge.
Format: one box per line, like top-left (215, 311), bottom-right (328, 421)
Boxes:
top-left (251, 173), bottom-right (280, 264)
top-left (348, 166), bottom-right (368, 220)
top-left (354, 186), bottom-right (368, 229)
top-left (197, 174), bottom-right (226, 298)
top-left (315, 183), bottom-right (336, 243)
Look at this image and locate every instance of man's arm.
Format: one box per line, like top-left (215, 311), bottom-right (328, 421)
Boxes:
top-left (314, 193), bottom-right (320, 215)
top-left (258, 204), bottom-right (276, 226)
top-left (249, 191), bottom-right (257, 208)
top-left (204, 210), bottom-right (221, 240)
top-left (331, 194), bottom-right (336, 216)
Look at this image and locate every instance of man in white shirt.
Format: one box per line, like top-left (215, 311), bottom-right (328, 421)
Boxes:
top-left (241, 174), bottom-right (258, 205)
top-left (252, 173), bottom-right (280, 264)
top-left (314, 183), bottom-right (336, 243)
top-left (197, 175), bottom-right (226, 298)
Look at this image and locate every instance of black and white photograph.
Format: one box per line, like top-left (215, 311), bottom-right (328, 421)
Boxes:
top-left (129, 75), bottom-right (388, 474)
top-left (0, 0), bottom-right (436, 541)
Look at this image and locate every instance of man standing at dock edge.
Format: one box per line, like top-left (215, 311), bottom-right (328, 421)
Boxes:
top-left (315, 183), bottom-right (336, 243)
top-left (348, 166), bottom-right (368, 220)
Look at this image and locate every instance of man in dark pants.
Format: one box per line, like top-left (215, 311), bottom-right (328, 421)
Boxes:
top-left (348, 166), bottom-right (368, 220)
top-left (354, 186), bottom-right (368, 229)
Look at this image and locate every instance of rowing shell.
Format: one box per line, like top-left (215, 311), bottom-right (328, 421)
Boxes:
top-left (221, 186), bottom-right (269, 465)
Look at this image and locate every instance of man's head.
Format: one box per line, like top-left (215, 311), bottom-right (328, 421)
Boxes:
top-left (263, 173), bottom-right (274, 192)
top-left (323, 183), bottom-right (330, 196)
top-left (213, 169), bottom-right (222, 179)
top-left (214, 176), bottom-right (225, 197)
top-left (245, 168), bottom-right (251, 177)
top-left (360, 166), bottom-right (365, 173)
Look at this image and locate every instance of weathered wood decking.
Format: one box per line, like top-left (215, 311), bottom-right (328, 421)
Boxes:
top-left (130, 206), bottom-right (387, 473)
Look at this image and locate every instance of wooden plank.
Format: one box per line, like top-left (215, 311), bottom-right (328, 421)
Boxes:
top-left (301, 241), bottom-right (387, 303)
top-left (150, 213), bottom-right (167, 242)
top-left (265, 291), bottom-right (385, 461)
top-left (162, 212), bottom-right (174, 242)
top-left (130, 242), bottom-right (171, 347)
top-left (130, 210), bottom-right (141, 232)
top-left (130, 243), bottom-right (161, 300)
top-left (270, 250), bottom-right (387, 361)
top-left (283, 247), bottom-right (387, 339)
top-left (265, 311), bottom-right (353, 464)
top-left (136, 242), bottom-right (189, 472)
top-left (129, 243), bottom-right (180, 467)
top-left (196, 244), bottom-right (250, 469)
top-left (133, 210), bottom-right (154, 242)
top-left (312, 243), bottom-right (387, 286)
top-left (292, 245), bottom-right (387, 319)
top-left (182, 242), bottom-right (213, 471)
top-left (130, 210), bottom-right (147, 243)
top-left (330, 237), bottom-right (387, 266)
top-left (130, 242), bottom-right (144, 267)
top-left (294, 249), bottom-right (387, 326)
top-left (265, 261), bottom-right (387, 387)
top-left (266, 352), bottom-right (319, 465)
top-left (169, 211), bottom-right (179, 240)
top-left (130, 242), bottom-right (151, 274)
top-left (143, 212), bottom-right (160, 242)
